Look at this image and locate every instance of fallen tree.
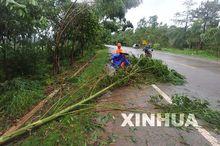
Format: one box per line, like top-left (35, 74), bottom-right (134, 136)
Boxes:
top-left (0, 56), bottom-right (185, 144)
top-left (0, 67), bottom-right (138, 144)
top-left (2, 54), bottom-right (97, 136)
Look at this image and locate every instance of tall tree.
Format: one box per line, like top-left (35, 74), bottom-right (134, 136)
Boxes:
top-left (192, 0), bottom-right (220, 33)
top-left (95, 0), bottom-right (142, 20)
top-left (137, 17), bottom-right (148, 28)
top-left (148, 15), bottom-right (159, 28)
top-left (174, 0), bottom-right (196, 31)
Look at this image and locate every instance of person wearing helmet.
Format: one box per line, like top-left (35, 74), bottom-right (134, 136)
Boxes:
top-left (143, 42), bottom-right (153, 58)
top-left (115, 43), bottom-right (124, 54)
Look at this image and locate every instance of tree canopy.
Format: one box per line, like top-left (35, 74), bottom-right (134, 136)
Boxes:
top-left (0, 0), bottom-right (142, 80)
top-left (110, 0), bottom-right (220, 54)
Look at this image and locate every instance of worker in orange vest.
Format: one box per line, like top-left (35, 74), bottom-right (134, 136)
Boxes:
top-left (114, 43), bottom-right (126, 68)
top-left (115, 43), bottom-right (124, 54)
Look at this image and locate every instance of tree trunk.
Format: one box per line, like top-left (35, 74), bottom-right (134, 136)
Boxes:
top-left (80, 40), bottom-right (84, 57)
top-left (2, 48), bottom-right (8, 80)
top-left (69, 50), bottom-right (74, 67)
top-left (199, 38), bottom-right (204, 50)
top-left (1, 36), bottom-right (9, 80)
top-left (184, 18), bottom-right (188, 32)
top-left (203, 21), bottom-right (207, 33)
top-left (53, 48), bottom-right (60, 75)
top-left (198, 22), bottom-right (207, 50)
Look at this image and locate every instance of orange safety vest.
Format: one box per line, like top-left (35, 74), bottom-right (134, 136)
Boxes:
top-left (115, 48), bottom-right (124, 54)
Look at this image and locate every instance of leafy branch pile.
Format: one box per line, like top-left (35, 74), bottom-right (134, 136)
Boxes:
top-left (93, 56), bottom-right (185, 96)
top-left (151, 95), bottom-right (220, 132)
top-left (128, 56), bottom-right (185, 85)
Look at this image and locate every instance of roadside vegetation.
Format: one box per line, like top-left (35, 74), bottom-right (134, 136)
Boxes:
top-left (0, 48), bottom-right (99, 133)
top-left (0, 47), bottom-right (185, 145)
top-left (129, 56), bottom-right (185, 85)
top-left (0, 78), bottom-right (44, 132)
top-left (109, 0), bottom-right (220, 60)
top-left (0, 0), bottom-right (143, 144)
top-left (159, 48), bottom-right (220, 61)
top-left (13, 48), bottom-right (109, 146)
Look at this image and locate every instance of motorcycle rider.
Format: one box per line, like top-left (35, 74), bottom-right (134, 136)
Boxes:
top-left (143, 42), bottom-right (153, 58)
top-left (143, 42), bottom-right (151, 53)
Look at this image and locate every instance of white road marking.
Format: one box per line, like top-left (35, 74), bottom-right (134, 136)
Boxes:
top-left (196, 127), bottom-right (220, 146)
top-left (151, 84), bottom-right (220, 146)
top-left (151, 84), bottom-right (172, 104)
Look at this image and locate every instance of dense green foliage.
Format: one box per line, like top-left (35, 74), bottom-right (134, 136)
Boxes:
top-left (95, 0), bottom-right (142, 19)
top-left (0, 78), bottom-right (44, 132)
top-left (0, 78), bottom-right (44, 118)
top-left (160, 48), bottom-right (220, 61)
top-left (0, 0), bottom-right (142, 142)
top-left (110, 0), bottom-right (220, 58)
top-left (0, 0), bottom-right (142, 81)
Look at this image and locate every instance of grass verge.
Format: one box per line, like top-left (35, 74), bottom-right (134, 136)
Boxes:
top-left (0, 78), bottom-right (44, 132)
top-left (160, 48), bottom-right (220, 61)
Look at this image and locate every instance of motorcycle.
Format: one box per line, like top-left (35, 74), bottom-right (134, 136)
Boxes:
top-left (111, 53), bottom-right (130, 69)
top-left (143, 46), bottom-right (153, 58)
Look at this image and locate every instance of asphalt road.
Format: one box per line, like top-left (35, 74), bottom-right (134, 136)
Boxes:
top-left (107, 45), bottom-right (220, 109)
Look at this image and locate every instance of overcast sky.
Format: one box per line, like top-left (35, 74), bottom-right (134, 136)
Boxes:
top-left (125, 0), bottom-right (205, 28)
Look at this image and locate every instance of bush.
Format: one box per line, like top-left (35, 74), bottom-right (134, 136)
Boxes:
top-left (153, 43), bottom-right (161, 50)
top-left (0, 47), bottom-right (49, 81)
top-left (0, 78), bottom-right (44, 118)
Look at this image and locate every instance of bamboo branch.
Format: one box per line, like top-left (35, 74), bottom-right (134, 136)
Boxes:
top-left (71, 55), bottom-right (97, 78)
top-left (2, 89), bottom-right (60, 136)
top-left (0, 70), bottom-right (137, 144)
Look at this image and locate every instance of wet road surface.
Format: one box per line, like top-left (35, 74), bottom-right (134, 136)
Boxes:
top-left (103, 45), bottom-right (220, 145)
top-left (99, 86), bottom-right (220, 146)
top-left (107, 45), bottom-right (220, 109)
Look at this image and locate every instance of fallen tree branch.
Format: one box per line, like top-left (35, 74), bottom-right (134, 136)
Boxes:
top-left (71, 55), bottom-right (97, 78)
top-left (3, 53), bottom-right (97, 136)
top-left (2, 89), bottom-right (60, 137)
top-left (0, 68), bottom-right (138, 144)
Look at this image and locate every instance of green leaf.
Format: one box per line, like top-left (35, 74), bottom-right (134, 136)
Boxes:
top-left (29, 0), bottom-right (37, 6)
top-left (39, 16), bottom-right (48, 28)
top-left (6, 0), bottom-right (26, 8)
